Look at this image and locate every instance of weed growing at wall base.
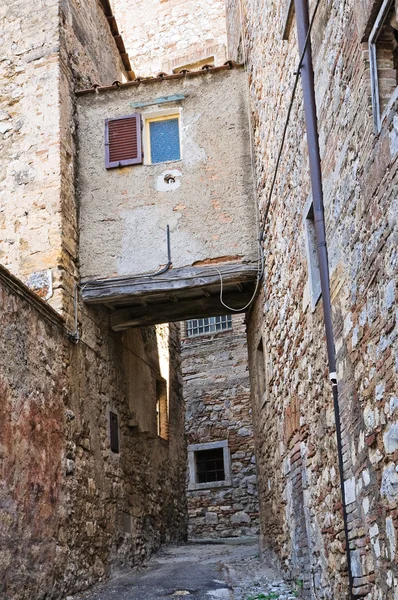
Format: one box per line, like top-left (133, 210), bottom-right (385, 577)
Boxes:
top-left (246, 593), bottom-right (280, 600)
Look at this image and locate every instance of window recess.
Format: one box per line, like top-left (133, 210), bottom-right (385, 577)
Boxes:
top-left (369, 0), bottom-right (398, 132)
top-left (186, 315), bottom-right (232, 338)
top-left (109, 411), bottom-right (120, 453)
top-left (105, 113), bottom-right (142, 168)
top-left (156, 377), bottom-right (169, 441)
top-left (142, 108), bottom-right (182, 165)
top-left (187, 440), bottom-right (232, 490)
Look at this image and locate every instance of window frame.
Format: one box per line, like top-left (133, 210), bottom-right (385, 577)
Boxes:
top-left (187, 440), bottom-right (232, 491)
top-left (142, 108), bottom-right (182, 165)
top-left (156, 377), bottom-right (169, 441)
top-left (186, 315), bottom-right (233, 338)
top-left (369, 0), bottom-right (398, 132)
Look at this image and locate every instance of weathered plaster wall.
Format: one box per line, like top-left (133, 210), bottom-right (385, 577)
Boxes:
top-left (111, 0), bottom-right (228, 77)
top-left (0, 0), bottom-right (125, 321)
top-left (0, 0), bottom-right (61, 304)
top-left (57, 0), bottom-right (126, 323)
top-left (182, 314), bottom-right (259, 538)
top-left (226, 0), bottom-right (398, 598)
top-left (77, 69), bottom-right (257, 281)
top-left (0, 265), bottom-right (187, 600)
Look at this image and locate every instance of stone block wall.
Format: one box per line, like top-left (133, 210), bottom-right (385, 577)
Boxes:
top-left (111, 0), bottom-right (228, 76)
top-left (182, 314), bottom-right (259, 539)
top-left (0, 0), bottom-right (125, 323)
top-left (0, 265), bottom-right (187, 600)
top-left (226, 0), bottom-right (398, 598)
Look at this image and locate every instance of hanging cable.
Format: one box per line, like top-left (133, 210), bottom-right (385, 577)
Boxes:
top-left (215, 0), bottom-right (322, 313)
top-left (258, 0), bottom-right (322, 242)
top-left (213, 239), bottom-right (264, 312)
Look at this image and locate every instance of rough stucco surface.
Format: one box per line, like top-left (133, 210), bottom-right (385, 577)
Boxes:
top-left (77, 69), bottom-right (257, 281)
top-left (111, 0), bottom-right (228, 77)
top-left (182, 314), bottom-right (259, 539)
top-left (0, 0), bottom-right (125, 321)
top-left (0, 267), bottom-right (187, 600)
top-left (225, 0), bottom-right (398, 598)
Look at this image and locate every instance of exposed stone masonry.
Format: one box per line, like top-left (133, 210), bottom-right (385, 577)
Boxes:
top-left (225, 0), bottom-right (398, 598)
top-left (0, 265), bottom-right (187, 600)
top-left (112, 0), bottom-right (228, 76)
top-left (0, 0), bottom-right (125, 322)
top-left (182, 315), bottom-right (259, 539)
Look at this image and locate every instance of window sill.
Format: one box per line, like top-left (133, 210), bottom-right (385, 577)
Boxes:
top-left (183, 328), bottom-right (234, 341)
top-left (144, 158), bottom-right (183, 167)
top-left (188, 478), bottom-right (232, 491)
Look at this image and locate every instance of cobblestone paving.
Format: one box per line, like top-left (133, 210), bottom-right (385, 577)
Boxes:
top-left (68, 539), bottom-right (298, 600)
top-left (225, 551), bottom-right (300, 600)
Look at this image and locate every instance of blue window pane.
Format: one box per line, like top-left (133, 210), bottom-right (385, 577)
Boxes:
top-left (150, 118), bottom-right (181, 163)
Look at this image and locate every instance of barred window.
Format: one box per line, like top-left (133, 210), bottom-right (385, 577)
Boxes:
top-left (195, 448), bottom-right (225, 483)
top-left (186, 315), bottom-right (232, 337)
top-left (188, 440), bottom-right (232, 490)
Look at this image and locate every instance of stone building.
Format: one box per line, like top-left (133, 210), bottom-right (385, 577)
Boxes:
top-left (73, 6), bottom-right (260, 545)
top-left (225, 0), bottom-right (398, 598)
top-left (112, 0), bottom-right (228, 76)
top-left (1, 1), bottom-right (257, 598)
top-left (182, 315), bottom-right (259, 538)
top-left (0, 262), bottom-right (187, 600)
top-left (0, 1), bottom-right (187, 599)
top-left (2, 0), bottom-right (398, 600)
top-left (75, 63), bottom-right (257, 328)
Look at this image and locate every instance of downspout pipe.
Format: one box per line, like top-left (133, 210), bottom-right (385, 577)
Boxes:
top-left (293, 1), bottom-right (354, 598)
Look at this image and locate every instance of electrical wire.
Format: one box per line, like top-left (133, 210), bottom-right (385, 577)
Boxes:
top-left (258, 0), bottom-right (322, 242)
top-left (213, 238), bottom-right (264, 312)
top-left (216, 0), bottom-right (321, 313)
top-left (63, 283), bottom-right (172, 370)
top-left (77, 0), bottom-right (321, 321)
top-left (206, 0), bottom-right (266, 314)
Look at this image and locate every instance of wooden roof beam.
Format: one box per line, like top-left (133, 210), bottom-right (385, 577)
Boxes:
top-left (110, 291), bottom-right (255, 330)
top-left (81, 263), bottom-right (258, 305)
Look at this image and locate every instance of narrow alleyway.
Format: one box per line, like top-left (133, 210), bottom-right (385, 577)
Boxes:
top-left (70, 539), bottom-right (299, 600)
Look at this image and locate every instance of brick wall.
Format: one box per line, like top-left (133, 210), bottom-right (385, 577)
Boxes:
top-left (226, 0), bottom-right (398, 597)
top-left (0, 265), bottom-right (187, 599)
top-left (182, 314), bottom-right (259, 538)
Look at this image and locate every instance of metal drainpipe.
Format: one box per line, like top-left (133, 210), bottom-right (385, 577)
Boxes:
top-left (293, 0), bottom-right (354, 597)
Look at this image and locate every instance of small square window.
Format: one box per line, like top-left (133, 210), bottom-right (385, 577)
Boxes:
top-left (369, 0), bottom-right (398, 131)
top-left (187, 440), bottom-right (232, 490)
top-left (195, 448), bottom-right (225, 483)
top-left (145, 114), bottom-right (181, 164)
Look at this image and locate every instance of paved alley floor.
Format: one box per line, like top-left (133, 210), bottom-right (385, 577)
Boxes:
top-left (70, 539), bottom-right (299, 600)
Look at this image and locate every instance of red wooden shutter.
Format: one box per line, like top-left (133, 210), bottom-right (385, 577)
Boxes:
top-left (105, 113), bottom-right (142, 168)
